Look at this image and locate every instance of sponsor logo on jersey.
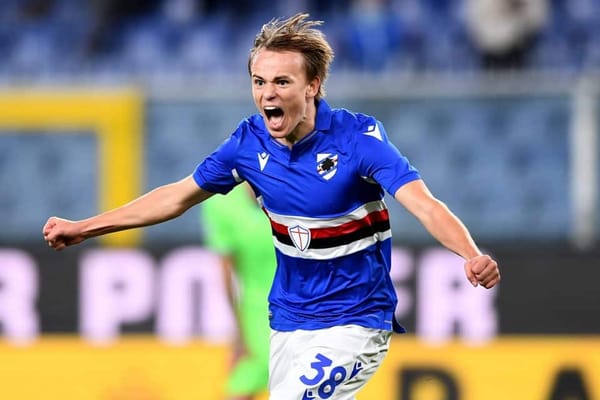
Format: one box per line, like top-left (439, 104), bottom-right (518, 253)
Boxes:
top-left (288, 224), bottom-right (311, 252)
top-left (258, 152), bottom-right (270, 171)
top-left (363, 124), bottom-right (382, 141)
top-left (316, 153), bottom-right (338, 180)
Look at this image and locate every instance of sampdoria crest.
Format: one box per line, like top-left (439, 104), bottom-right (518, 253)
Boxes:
top-left (316, 153), bottom-right (338, 180)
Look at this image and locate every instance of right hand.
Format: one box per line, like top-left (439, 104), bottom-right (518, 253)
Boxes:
top-left (43, 217), bottom-right (85, 250)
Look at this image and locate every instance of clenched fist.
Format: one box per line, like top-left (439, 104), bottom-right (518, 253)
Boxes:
top-left (464, 254), bottom-right (500, 289)
top-left (42, 217), bottom-right (86, 251)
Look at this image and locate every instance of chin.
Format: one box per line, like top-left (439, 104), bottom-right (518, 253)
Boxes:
top-left (267, 129), bottom-right (288, 138)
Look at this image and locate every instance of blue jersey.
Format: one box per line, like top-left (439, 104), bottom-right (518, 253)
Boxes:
top-left (193, 99), bottom-right (420, 333)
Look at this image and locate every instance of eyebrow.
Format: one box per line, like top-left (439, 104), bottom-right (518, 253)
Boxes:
top-left (252, 74), bottom-right (291, 81)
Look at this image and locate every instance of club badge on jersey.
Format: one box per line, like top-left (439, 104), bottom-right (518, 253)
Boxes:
top-left (288, 224), bottom-right (311, 251)
top-left (317, 153), bottom-right (338, 180)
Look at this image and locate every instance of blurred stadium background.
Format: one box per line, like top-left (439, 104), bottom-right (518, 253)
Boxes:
top-left (0, 0), bottom-right (599, 399)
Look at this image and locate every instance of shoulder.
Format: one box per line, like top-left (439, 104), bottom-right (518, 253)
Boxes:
top-left (231, 113), bottom-right (270, 143)
top-left (217, 114), bottom-right (266, 151)
top-left (329, 108), bottom-right (388, 147)
top-left (331, 107), bottom-right (378, 132)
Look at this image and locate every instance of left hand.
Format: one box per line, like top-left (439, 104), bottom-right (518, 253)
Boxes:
top-left (464, 255), bottom-right (500, 289)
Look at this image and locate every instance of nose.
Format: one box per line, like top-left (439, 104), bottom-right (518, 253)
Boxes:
top-left (263, 83), bottom-right (277, 100)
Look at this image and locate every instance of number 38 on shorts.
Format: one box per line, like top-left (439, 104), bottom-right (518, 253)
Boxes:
top-left (299, 353), bottom-right (363, 399)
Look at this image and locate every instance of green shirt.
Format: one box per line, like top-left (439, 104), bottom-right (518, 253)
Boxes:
top-left (201, 184), bottom-right (276, 304)
top-left (201, 183), bottom-right (274, 394)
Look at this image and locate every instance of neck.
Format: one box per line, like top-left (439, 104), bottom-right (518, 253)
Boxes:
top-left (277, 100), bottom-right (318, 148)
top-left (279, 125), bottom-right (313, 148)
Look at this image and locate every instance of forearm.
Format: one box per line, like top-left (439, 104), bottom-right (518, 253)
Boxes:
top-left (76, 180), bottom-right (204, 239)
top-left (419, 199), bottom-right (482, 260)
top-left (394, 180), bottom-right (499, 288)
top-left (44, 176), bottom-right (213, 250)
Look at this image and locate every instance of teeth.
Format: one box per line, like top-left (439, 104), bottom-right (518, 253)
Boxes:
top-left (264, 106), bottom-right (278, 110)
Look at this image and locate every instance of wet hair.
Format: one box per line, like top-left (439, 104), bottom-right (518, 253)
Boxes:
top-left (248, 13), bottom-right (334, 100)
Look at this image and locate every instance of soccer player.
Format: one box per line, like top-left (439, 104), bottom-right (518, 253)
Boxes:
top-left (43, 13), bottom-right (500, 400)
top-left (201, 183), bottom-right (275, 400)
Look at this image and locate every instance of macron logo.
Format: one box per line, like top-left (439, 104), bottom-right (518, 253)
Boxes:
top-left (363, 124), bottom-right (382, 141)
top-left (258, 152), bottom-right (270, 171)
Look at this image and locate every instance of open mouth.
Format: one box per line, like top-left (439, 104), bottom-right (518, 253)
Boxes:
top-left (264, 106), bottom-right (284, 120)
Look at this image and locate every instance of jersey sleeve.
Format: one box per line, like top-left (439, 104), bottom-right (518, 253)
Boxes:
top-left (355, 119), bottom-right (420, 196)
top-left (193, 130), bottom-right (242, 195)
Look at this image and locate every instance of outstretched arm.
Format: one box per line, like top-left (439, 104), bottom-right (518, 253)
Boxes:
top-left (394, 179), bottom-right (500, 289)
top-left (43, 175), bottom-right (214, 250)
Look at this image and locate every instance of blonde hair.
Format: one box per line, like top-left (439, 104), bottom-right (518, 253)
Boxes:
top-left (248, 13), bottom-right (335, 100)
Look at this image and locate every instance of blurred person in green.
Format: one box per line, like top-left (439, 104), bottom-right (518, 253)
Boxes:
top-left (201, 182), bottom-right (276, 400)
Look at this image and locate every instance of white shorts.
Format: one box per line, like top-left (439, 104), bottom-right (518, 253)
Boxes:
top-left (268, 325), bottom-right (391, 400)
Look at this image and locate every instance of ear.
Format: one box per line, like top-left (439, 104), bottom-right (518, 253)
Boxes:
top-left (306, 76), bottom-right (321, 98)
